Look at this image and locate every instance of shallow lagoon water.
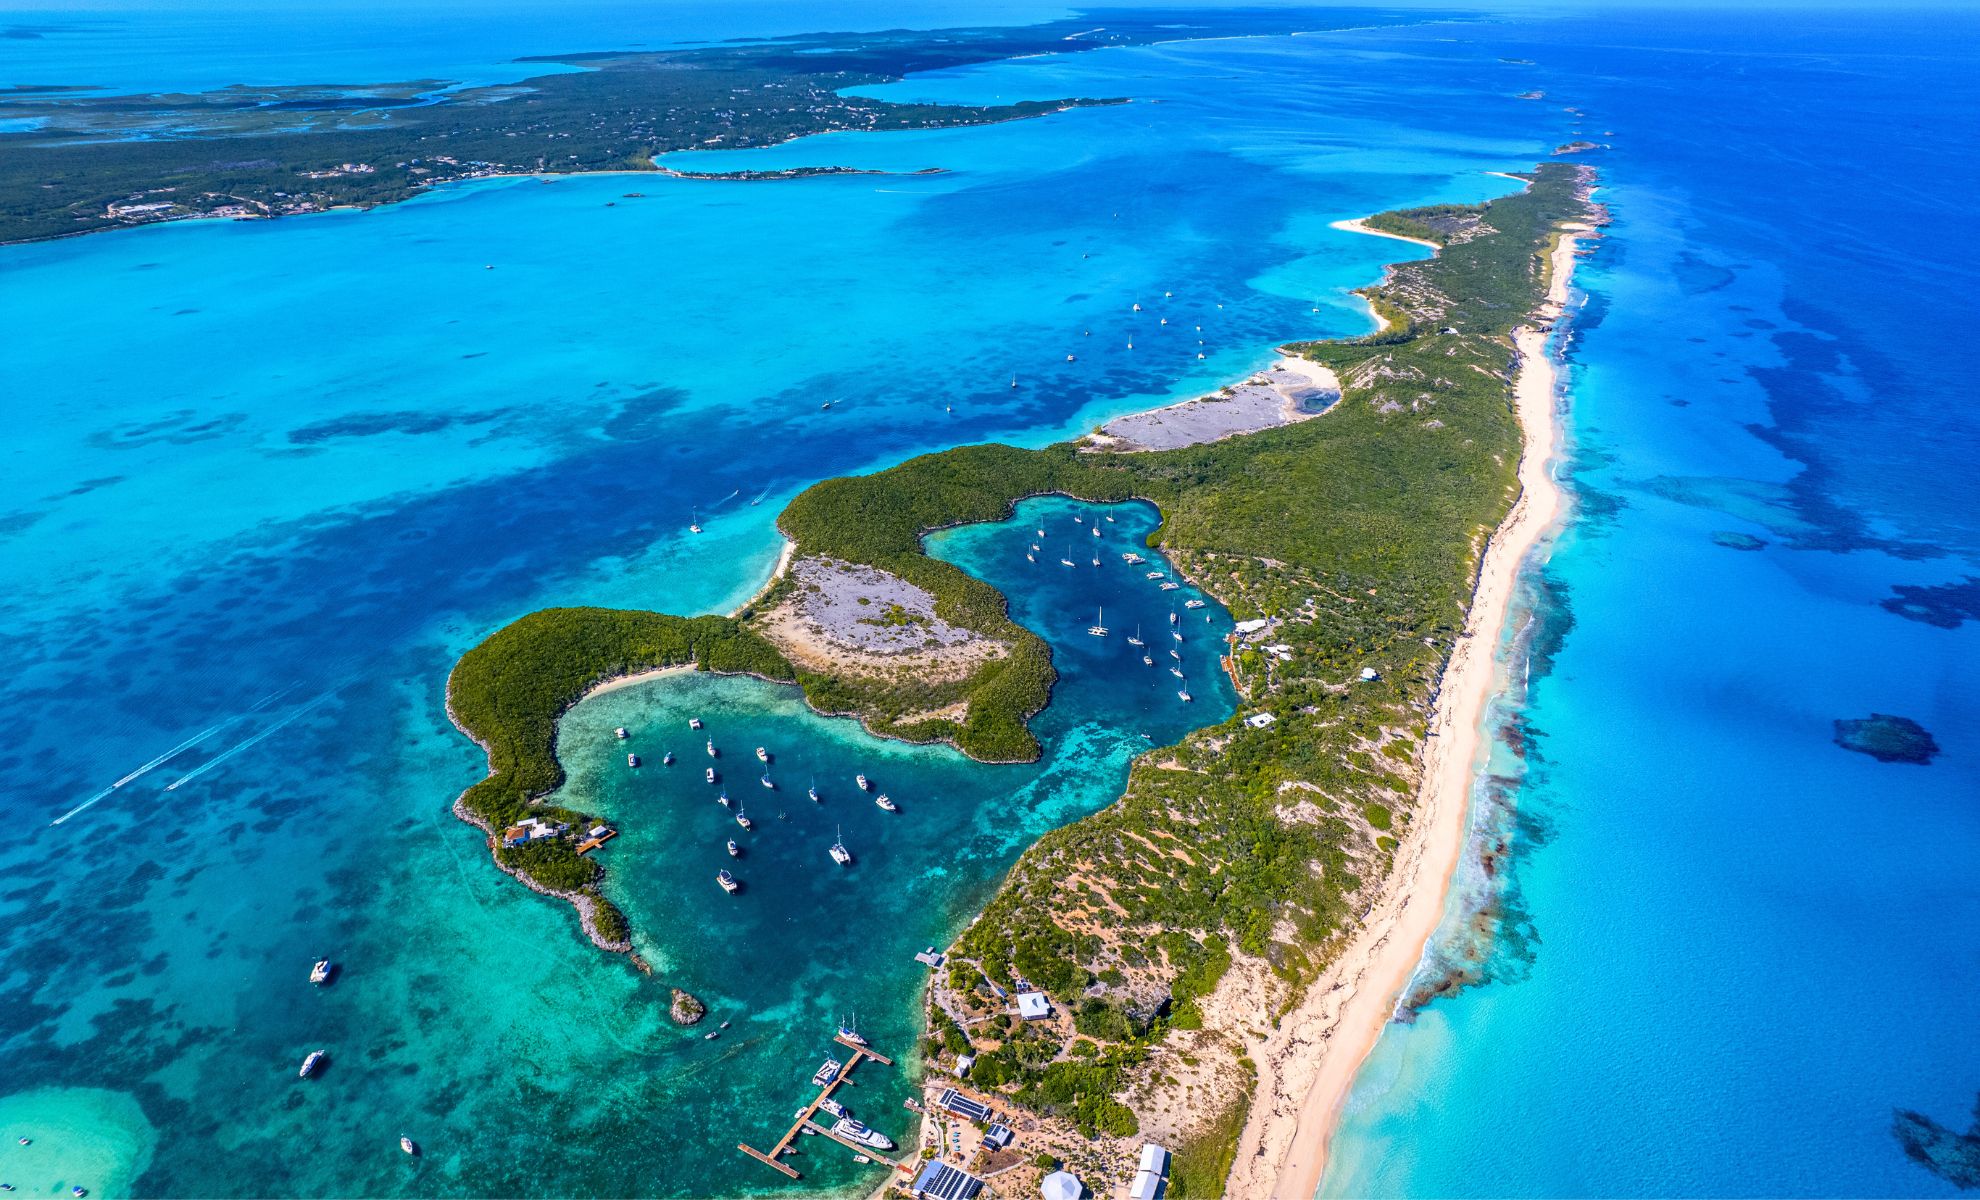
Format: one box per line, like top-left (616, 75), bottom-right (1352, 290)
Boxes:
top-left (0, 20), bottom-right (1565, 1196)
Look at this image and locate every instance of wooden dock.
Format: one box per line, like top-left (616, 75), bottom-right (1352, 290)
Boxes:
top-left (738, 1035), bottom-right (908, 1180)
top-left (575, 828), bottom-right (619, 854)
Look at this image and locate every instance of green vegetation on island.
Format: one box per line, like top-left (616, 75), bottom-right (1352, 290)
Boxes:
top-left (0, 11), bottom-right (1344, 245)
top-left (442, 158), bottom-right (1595, 1189)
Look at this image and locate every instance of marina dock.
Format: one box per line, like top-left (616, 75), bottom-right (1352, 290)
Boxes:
top-left (739, 1034), bottom-right (910, 1180)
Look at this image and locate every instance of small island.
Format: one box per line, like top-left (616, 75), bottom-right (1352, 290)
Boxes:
top-left (1834, 714), bottom-right (1940, 764)
top-left (670, 989), bottom-right (708, 1027)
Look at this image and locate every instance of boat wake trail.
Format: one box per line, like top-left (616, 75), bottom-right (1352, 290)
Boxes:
top-left (51, 685), bottom-right (305, 825)
top-left (163, 688), bottom-right (341, 792)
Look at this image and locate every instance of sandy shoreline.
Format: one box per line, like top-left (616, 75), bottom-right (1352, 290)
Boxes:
top-left (1328, 215), bottom-right (1441, 251)
top-left (1228, 214), bottom-right (1590, 1200)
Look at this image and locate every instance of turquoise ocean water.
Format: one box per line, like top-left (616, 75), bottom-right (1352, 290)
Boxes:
top-left (11, 6), bottom-right (1971, 1197)
top-left (0, 11), bottom-right (1564, 1197)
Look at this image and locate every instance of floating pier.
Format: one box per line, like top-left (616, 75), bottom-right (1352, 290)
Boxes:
top-left (738, 1034), bottom-right (909, 1180)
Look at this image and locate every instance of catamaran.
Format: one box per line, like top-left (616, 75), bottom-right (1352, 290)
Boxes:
top-left (1159, 581), bottom-right (1180, 591)
top-left (1146, 570), bottom-right (1165, 579)
top-left (615, 727), bottom-right (628, 740)
top-left (309, 959), bottom-right (332, 985)
top-left (627, 753), bottom-right (640, 768)
top-left (1184, 599), bottom-right (1206, 609)
top-left (1088, 608), bottom-right (1108, 637)
top-left (830, 827), bottom-right (852, 866)
top-left (812, 1058), bottom-right (843, 1087)
top-left (1127, 625), bottom-right (1144, 647)
top-left (689, 717), bottom-right (703, 730)
top-left (717, 870), bottom-right (739, 894)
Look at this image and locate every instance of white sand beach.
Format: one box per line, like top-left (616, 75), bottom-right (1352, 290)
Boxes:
top-left (1227, 216), bottom-right (1589, 1200)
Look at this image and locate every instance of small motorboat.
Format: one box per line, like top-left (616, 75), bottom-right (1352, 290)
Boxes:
top-left (662, 751), bottom-right (674, 765)
top-left (615, 727), bottom-right (628, 740)
top-left (852, 1155), bottom-right (872, 1164)
top-left (855, 774), bottom-right (869, 791)
top-left (717, 870), bottom-right (739, 894)
top-left (705, 1030), bottom-right (720, 1040)
top-left (706, 767), bottom-right (717, 784)
top-left (727, 840), bottom-right (741, 858)
top-left (706, 739), bottom-right (717, 757)
top-left (627, 753), bottom-right (640, 768)
top-left (299, 1051), bottom-right (325, 1079)
top-left (1142, 655), bottom-right (1154, 666)
top-left (875, 795), bottom-right (898, 813)
top-left (309, 959), bottom-right (332, 985)
top-left (755, 746), bottom-right (769, 763)
top-left (400, 1136), bottom-right (418, 1156)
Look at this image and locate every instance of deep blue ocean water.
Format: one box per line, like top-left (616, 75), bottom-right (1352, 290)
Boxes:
top-left (3, 4), bottom-right (1972, 1197)
top-left (1320, 10), bottom-right (1980, 1198)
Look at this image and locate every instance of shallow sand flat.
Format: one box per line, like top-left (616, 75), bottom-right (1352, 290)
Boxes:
top-left (1091, 354), bottom-right (1341, 451)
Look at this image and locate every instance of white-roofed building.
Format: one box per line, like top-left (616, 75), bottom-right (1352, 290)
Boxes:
top-left (1040, 1170), bottom-right (1083, 1200)
top-left (1015, 991), bottom-right (1052, 1020)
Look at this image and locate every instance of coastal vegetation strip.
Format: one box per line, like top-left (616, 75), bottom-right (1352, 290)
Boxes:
top-left (0, 11), bottom-right (1347, 245)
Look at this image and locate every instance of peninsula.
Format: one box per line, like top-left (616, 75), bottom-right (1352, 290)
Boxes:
top-left (443, 160), bottom-right (1600, 1192)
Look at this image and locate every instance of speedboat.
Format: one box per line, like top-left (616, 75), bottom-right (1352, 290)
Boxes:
top-left (309, 959), bottom-right (331, 985)
top-left (830, 829), bottom-right (852, 866)
top-left (755, 746), bottom-right (769, 763)
top-left (717, 870), bottom-right (739, 894)
top-left (855, 774), bottom-right (869, 791)
top-left (875, 795), bottom-right (898, 813)
top-left (299, 1051), bottom-right (325, 1078)
top-left (615, 727), bottom-right (628, 740)
top-left (831, 1119), bottom-right (895, 1151)
top-left (627, 753), bottom-right (640, 768)
top-left (812, 1058), bottom-right (843, 1087)
top-left (727, 839), bottom-right (741, 858)
top-left (400, 1136), bottom-right (418, 1156)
